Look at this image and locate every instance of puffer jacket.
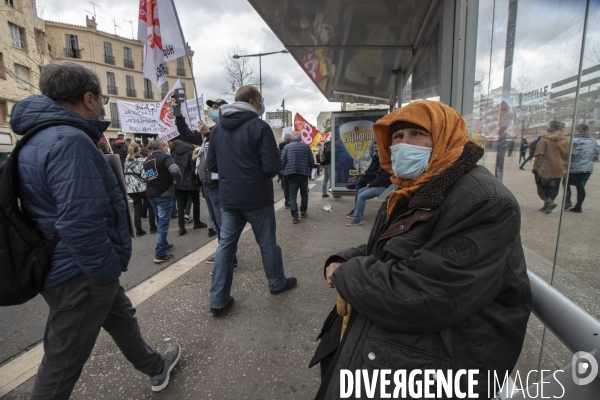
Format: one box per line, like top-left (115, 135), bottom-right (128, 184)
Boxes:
top-left (316, 144), bottom-right (532, 399)
top-left (124, 155), bottom-right (147, 193)
top-left (569, 133), bottom-right (599, 173)
top-left (206, 102), bottom-right (280, 211)
top-left (281, 140), bottom-right (315, 176)
top-left (10, 95), bottom-right (132, 289)
top-left (111, 140), bottom-right (128, 169)
top-left (171, 142), bottom-right (198, 191)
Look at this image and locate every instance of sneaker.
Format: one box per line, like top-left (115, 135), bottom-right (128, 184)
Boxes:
top-left (233, 261), bottom-right (238, 271)
top-left (210, 296), bottom-right (234, 316)
top-left (150, 343), bottom-right (181, 392)
top-left (544, 199), bottom-right (557, 214)
top-left (284, 204), bottom-right (290, 209)
top-left (300, 212), bottom-right (307, 218)
top-left (563, 201), bottom-right (573, 210)
top-left (178, 227), bottom-right (187, 236)
top-left (206, 255), bottom-right (215, 264)
top-left (321, 194), bottom-right (329, 198)
top-left (184, 215), bottom-right (193, 224)
top-left (208, 228), bottom-right (217, 237)
top-left (136, 229), bottom-right (147, 237)
top-left (154, 253), bottom-right (175, 263)
top-left (346, 214), bottom-right (354, 219)
top-left (193, 221), bottom-right (207, 229)
top-left (166, 244), bottom-right (175, 252)
top-left (292, 217), bottom-right (299, 224)
top-left (346, 220), bottom-right (361, 226)
top-left (569, 207), bottom-right (582, 213)
top-left (270, 277), bottom-right (297, 295)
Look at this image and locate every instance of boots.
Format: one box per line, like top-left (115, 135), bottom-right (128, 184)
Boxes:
top-left (544, 198), bottom-right (557, 214)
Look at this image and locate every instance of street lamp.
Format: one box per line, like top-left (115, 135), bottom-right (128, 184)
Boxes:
top-left (232, 50), bottom-right (289, 96)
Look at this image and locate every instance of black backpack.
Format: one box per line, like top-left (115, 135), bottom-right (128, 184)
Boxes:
top-left (0, 121), bottom-right (86, 306)
top-left (320, 141), bottom-right (332, 165)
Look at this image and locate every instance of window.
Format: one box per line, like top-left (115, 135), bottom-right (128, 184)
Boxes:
top-left (5, 0), bottom-right (14, 7)
top-left (123, 47), bottom-right (134, 69)
top-left (106, 72), bottom-right (117, 95)
top-left (64, 34), bottom-right (81, 58)
top-left (143, 78), bottom-right (153, 99)
top-left (176, 57), bottom-right (185, 76)
top-left (160, 81), bottom-right (169, 99)
top-left (14, 64), bottom-right (30, 90)
top-left (109, 103), bottom-right (120, 129)
top-left (0, 101), bottom-right (8, 123)
top-left (0, 53), bottom-right (5, 80)
top-left (126, 75), bottom-right (136, 97)
top-left (181, 82), bottom-right (186, 94)
top-left (104, 42), bottom-right (115, 65)
top-left (9, 23), bottom-right (25, 49)
top-left (35, 29), bottom-right (45, 55)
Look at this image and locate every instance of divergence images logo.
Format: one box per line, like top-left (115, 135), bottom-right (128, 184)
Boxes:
top-left (572, 351), bottom-right (598, 385)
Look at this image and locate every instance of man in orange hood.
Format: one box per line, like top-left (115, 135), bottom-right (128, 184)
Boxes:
top-left (311, 100), bottom-right (531, 399)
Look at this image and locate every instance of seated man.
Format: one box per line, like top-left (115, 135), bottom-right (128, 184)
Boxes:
top-left (311, 100), bottom-right (532, 398)
top-left (345, 144), bottom-right (381, 216)
top-left (345, 143), bottom-right (391, 226)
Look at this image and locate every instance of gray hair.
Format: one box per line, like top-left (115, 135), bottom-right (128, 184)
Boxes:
top-left (39, 61), bottom-right (102, 104)
top-left (292, 131), bottom-right (302, 141)
top-left (150, 139), bottom-right (167, 150)
top-left (283, 133), bottom-right (292, 143)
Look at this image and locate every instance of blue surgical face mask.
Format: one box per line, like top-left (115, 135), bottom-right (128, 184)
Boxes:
top-left (389, 143), bottom-right (432, 179)
top-left (258, 102), bottom-right (265, 116)
top-left (209, 109), bottom-right (219, 122)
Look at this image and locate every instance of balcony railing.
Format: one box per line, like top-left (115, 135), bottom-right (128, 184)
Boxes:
top-left (107, 85), bottom-right (118, 95)
top-left (111, 120), bottom-right (121, 129)
top-left (124, 59), bottom-right (134, 69)
top-left (144, 90), bottom-right (154, 99)
top-left (64, 48), bottom-right (81, 59)
top-left (176, 68), bottom-right (186, 76)
top-left (126, 88), bottom-right (137, 97)
top-left (104, 54), bottom-right (115, 65)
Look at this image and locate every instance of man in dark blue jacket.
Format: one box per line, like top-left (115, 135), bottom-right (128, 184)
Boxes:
top-left (206, 85), bottom-right (297, 315)
top-left (11, 62), bottom-right (180, 397)
top-left (281, 131), bottom-right (315, 223)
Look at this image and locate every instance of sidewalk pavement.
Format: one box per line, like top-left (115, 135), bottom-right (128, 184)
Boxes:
top-left (2, 178), bottom-right (383, 400)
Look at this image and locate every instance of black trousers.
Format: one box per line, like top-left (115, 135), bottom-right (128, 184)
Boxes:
top-left (176, 189), bottom-right (200, 227)
top-left (130, 191), bottom-right (154, 230)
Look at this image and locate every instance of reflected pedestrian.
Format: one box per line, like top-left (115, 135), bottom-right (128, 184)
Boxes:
top-left (518, 138), bottom-right (528, 164)
top-left (533, 120), bottom-right (571, 214)
top-left (564, 124), bottom-right (599, 213)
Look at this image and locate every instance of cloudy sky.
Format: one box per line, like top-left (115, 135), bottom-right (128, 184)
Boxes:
top-left (36, 0), bottom-right (341, 126)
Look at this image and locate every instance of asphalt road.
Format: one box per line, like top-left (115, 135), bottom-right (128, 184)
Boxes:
top-left (0, 179), bottom-right (289, 367)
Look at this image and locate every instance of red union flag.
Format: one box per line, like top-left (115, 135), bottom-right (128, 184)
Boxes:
top-left (294, 113), bottom-right (320, 148)
top-left (138, 0), bottom-right (187, 87)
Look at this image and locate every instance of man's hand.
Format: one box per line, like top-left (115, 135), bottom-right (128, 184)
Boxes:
top-left (326, 262), bottom-right (342, 288)
top-left (366, 184), bottom-right (370, 189)
top-left (358, 171), bottom-right (366, 176)
top-left (198, 121), bottom-right (210, 134)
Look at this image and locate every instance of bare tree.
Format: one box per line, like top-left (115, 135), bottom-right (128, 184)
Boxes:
top-left (220, 46), bottom-right (266, 98)
top-left (1, 2), bottom-right (56, 98)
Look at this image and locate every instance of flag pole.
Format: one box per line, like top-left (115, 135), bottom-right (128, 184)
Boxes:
top-left (169, 0), bottom-right (202, 123)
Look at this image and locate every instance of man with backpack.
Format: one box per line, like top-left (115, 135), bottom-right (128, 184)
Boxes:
top-left (6, 62), bottom-right (181, 397)
top-left (319, 139), bottom-right (332, 197)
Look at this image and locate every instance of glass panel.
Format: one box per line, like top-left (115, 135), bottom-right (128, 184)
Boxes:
top-left (463, 0), bottom-right (590, 391)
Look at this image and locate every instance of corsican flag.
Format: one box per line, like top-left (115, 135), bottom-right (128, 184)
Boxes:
top-left (138, 0), bottom-right (187, 87)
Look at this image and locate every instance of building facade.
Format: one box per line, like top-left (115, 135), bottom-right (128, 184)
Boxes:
top-left (0, 0), bottom-right (52, 144)
top-left (316, 111), bottom-right (332, 133)
top-left (43, 16), bottom-right (195, 141)
top-left (265, 110), bottom-right (291, 128)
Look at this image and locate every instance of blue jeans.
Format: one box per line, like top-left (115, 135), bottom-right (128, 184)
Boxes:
top-left (210, 204), bottom-right (286, 308)
top-left (352, 186), bottom-right (387, 223)
top-left (203, 183), bottom-right (238, 264)
top-left (322, 164), bottom-right (331, 194)
top-left (148, 197), bottom-right (172, 256)
top-left (287, 174), bottom-right (309, 219)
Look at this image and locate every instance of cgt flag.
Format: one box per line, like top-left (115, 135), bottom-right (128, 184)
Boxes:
top-left (294, 113), bottom-right (322, 149)
top-left (138, 0), bottom-right (187, 87)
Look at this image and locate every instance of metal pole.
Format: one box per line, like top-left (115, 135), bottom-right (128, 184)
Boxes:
top-left (259, 54), bottom-right (262, 119)
top-left (282, 99), bottom-right (285, 127)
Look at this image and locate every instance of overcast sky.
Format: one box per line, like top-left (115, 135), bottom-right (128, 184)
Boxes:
top-left (36, 0), bottom-right (341, 126)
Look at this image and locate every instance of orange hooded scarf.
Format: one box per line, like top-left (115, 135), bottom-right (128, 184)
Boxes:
top-left (373, 100), bottom-right (471, 219)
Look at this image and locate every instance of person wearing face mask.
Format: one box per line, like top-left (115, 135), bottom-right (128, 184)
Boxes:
top-left (311, 100), bottom-right (531, 399)
top-left (10, 61), bottom-right (182, 397)
top-left (345, 143), bottom-right (391, 226)
top-left (206, 85), bottom-right (297, 316)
